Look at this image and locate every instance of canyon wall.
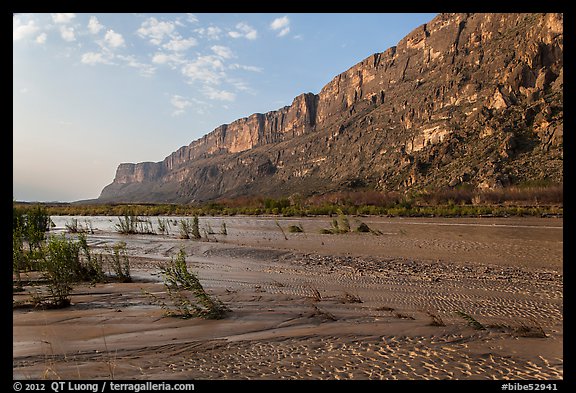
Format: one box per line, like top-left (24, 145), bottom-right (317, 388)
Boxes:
top-left (99, 13), bottom-right (563, 203)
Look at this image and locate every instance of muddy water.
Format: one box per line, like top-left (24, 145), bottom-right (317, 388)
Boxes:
top-left (50, 215), bottom-right (563, 269)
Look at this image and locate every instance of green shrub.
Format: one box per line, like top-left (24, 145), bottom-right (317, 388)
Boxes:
top-left (321, 211), bottom-right (351, 234)
top-left (192, 216), bottom-right (201, 239)
top-left (178, 217), bottom-right (201, 239)
top-left (115, 211), bottom-right (139, 234)
top-left (157, 218), bottom-right (171, 236)
top-left (154, 250), bottom-right (228, 319)
top-left (76, 233), bottom-right (105, 283)
top-left (13, 205), bottom-right (52, 252)
top-left (13, 225), bottom-right (25, 291)
top-left (288, 224), bottom-right (304, 233)
top-left (178, 218), bottom-right (192, 239)
top-left (41, 234), bottom-right (80, 308)
top-left (105, 241), bottom-right (131, 282)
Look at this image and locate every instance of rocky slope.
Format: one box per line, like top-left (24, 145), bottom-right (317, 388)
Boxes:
top-left (99, 13), bottom-right (563, 204)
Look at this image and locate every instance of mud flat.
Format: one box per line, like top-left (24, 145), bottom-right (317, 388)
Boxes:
top-left (13, 216), bottom-right (563, 380)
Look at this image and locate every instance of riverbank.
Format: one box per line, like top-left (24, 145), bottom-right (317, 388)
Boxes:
top-left (13, 216), bottom-right (563, 380)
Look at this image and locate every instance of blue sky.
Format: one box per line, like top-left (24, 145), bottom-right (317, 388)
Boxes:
top-left (13, 13), bottom-right (437, 202)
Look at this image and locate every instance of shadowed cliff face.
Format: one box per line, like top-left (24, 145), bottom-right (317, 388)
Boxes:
top-left (99, 13), bottom-right (563, 204)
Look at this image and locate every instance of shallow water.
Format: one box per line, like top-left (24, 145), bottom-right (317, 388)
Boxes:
top-left (50, 215), bottom-right (563, 269)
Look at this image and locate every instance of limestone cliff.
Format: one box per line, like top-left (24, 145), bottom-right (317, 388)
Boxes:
top-left (99, 13), bottom-right (563, 203)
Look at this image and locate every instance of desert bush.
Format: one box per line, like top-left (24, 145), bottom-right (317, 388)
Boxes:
top-left (478, 184), bottom-right (563, 205)
top-left (65, 218), bottom-right (80, 233)
top-left (178, 219), bottom-right (192, 239)
top-left (264, 198), bottom-right (290, 210)
top-left (115, 211), bottom-right (139, 234)
top-left (40, 234), bottom-right (81, 308)
top-left (178, 217), bottom-right (201, 239)
top-left (157, 218), bottom-right (171, 236)
top-left (14, 205), bottom-right (52, 252)
top-left (13, 225), bottom-right (25, 291)
top-left (337, 211), bottom-right (350, 232)
top-left (137, 218), bottom-right (155, 235)
top-left (321, 211), bottom-right (351, 234)
top-left (454, 310), bottom-right (486, 330)
top-left (105, 242), bottom-right (131, 282)
top-left (192, 216), bottom-right (201, 239)
top-left (154, 250), bottom-right (228, 319)
top-left (288, 224), bottom-right (304, 233)
top-left (76, 233), bottom-right (105, 283)
top-left (220, 222), bottom-right (227, 235)
top-left (65, 218), bottom-right (94, 234)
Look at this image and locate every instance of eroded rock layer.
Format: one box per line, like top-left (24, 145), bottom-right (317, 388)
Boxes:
top-left (99, 13), bottom-right (563, 203)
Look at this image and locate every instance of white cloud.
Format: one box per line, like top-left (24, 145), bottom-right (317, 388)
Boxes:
top-left (137, 17), bottom-right (176, 45)
top-left (229, 63), bottom-right (263, 73)
top-left (81, 51), bottom-right (113, 65)
top-left (59, 26), bottom-right (76, 42)
top-left (152, 53), bottom-right (169, 64)
top-left (186, 14), bottom-right (199, 24)
top-left (13, 18), bottom-right (39, 41)
top-left (228, 79), bottom-right (251, 92)
top-left (270, 16), bottom-right (290, 37)
top-left (88, 16), bottom-right (104, 34)
top-left (211, 45), bottom-right (234, 59)
top-left (52, 13), bottom-right (76, 24)
top-left (203, 86), bottom-right (235, 101)
top-left (163, 37), bottom-right (197, 51)
top-left (170, 95), bottom-right (193, 116)
top-left (270, 16), bottom-right (289, 30)
top-left (228, 22), bottom-right (257, 40)
top-left (181, 55), bottom-right (225, 85)
top-left (194, 26), bottom-right (222, 40)
top-left (104, 29), bottom-right (125, 48)
top-left (35, 32), bottom-right (47, 44)
top-left (151, 52), bottom-right (185, 69)
top-left (117, 55), bottom-right (156, 77)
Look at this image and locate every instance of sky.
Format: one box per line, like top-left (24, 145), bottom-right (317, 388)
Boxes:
top-left (13, 12), bottom-right (438, 202)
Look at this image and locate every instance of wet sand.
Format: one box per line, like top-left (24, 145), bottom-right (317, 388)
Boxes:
top-left (13, 216), bottom-right (563, 380)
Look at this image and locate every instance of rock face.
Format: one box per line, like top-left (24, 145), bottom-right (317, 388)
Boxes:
top-left (99, 13), bottom-right (563, 203)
